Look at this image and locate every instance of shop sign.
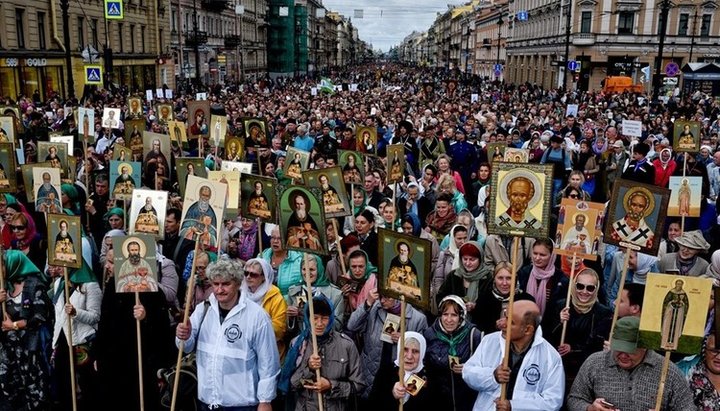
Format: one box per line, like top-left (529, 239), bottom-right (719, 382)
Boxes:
top-left (25, 58), bottom-right (48, 67)
top-left (4, 58), bottom-right (19, 67)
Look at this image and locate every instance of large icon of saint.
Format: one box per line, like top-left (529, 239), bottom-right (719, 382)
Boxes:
top-left (660, 279), bottom-right (689, 351)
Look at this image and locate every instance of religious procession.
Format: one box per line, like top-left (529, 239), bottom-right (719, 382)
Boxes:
top-left (0, 62), bottom-right (718, 411)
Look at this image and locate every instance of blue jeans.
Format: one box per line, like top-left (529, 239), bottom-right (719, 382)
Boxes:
top-left (197, 401), bottom-right (258, 411)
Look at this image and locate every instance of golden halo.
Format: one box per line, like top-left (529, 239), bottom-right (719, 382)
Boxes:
top-left (121, 236), bottom-right (147, 259)
top-left (622, 186), bottom-right (655, 214)
top-left (498, 169), bottom-right (543, 209)
top-left (568, 212), bottom-right (588, 227)
top-left (117, 162), bottom-right (134, 174)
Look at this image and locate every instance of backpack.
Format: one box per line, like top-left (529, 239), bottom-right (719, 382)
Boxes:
top-left (158, 300), bottom-right (211, 410)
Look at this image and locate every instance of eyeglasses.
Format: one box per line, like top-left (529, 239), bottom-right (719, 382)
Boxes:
top-left (707, 348), bottom-right (720, 358)
top-left (569, 194), bottom-right (580, 199)
top-left (196, 265), bottom-right (206, 271)
top-left (244, 271), bottom-right (263, 278)
top-left (10, 225), bottom-right (26, 231)
top-left (575, 283), bottom-right (597, 292)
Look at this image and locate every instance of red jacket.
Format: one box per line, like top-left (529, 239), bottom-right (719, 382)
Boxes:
top-left (653, 159), bottom-right (677, 187)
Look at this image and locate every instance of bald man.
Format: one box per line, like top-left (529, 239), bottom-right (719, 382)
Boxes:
top-left (462, 300), bottom-right (565, 411)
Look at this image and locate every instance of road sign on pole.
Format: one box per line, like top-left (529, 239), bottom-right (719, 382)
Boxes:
top-left (567, 60), bottom-right (578, 71)
top-left (104, 0), bottom-right (124, 19)
top-left (85, 66), bottom-right (103, 85)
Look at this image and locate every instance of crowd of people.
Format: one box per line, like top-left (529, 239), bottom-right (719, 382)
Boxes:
top-left (0, 62), bottom-right (719, 411)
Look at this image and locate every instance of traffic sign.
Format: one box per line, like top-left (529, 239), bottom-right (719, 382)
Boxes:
top-left (567, 60), bottom-right (578, 71)
top-left (85, 65), bottom-right (103, 85)
top-left (104, 0), bottom-right (124, 20)
top-left (517, 11), bottom-right (529, 21)
top-left (664, 62), bottom-right (680, 77)
top-left (494, 68), bottom-right (502, 77)
top-left (494, 63), bottom-right (503, 71)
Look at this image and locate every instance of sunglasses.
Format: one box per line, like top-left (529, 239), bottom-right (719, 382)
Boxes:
top-left (569, 194), bottom-right (580, 199)
top-left (244, 271), bottom-right (263, 278)
top-left (10, 224), bottom-right (26, 231)
top-left (575, 283), bottom-right (597, 293)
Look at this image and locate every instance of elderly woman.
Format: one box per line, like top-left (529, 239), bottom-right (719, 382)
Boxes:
top-left (0, 251), bottom-right (52, 411)
top-left (605, 249), bottom-right (657, 303)
top-left (437, 241), bottom-right (492, 312)
top-left (242, 258), bottom-right (288, 360)
top-left (687, 333), bottom-right (720, 409)
top-left (544, 268), bottom-right (611, 387)
top-left (473, 262), bottom-right (534, 335)
top-left (229, 217), bottom-right (261, 261)
top-left (436, 154), bottom-right (465, 194)
top-left (104, 207), bottom-right (125, 231)
top-left (261, 226), bottom-right (303, 296)
top-left (281, 295), bottom-right (365, 411)
top-left (50, 263), bottom-right (102, 410)
top-left (424, 296), bottom-right (482, 410)
top-left (286, 254), bottom-right (344, 334)
top-left (9, 211), bottom-right (46, 270)
top-left (369, 331), bottom-right (432, 410)
top-left (432, 225), bottom-right (467, 298)
top-left (657, 230), bottom-right (710, 276)
top-left (338, 249), bottom-right (377, 311)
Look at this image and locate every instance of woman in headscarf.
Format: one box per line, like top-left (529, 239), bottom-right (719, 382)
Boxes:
top-left (544, 268), bottom-right (611, 388)
top-left (424, 296), bottom-right (481, 411)
top-left (286, 254), bottom-right (345, 336)
top-left (94, 247), bottom-right (173, 411)
top-left (436, 241), bottom-right (492, 314)
top-left (0, 194), bottom-right (22, 248)
top-left (61, 183), bottom-right (81, 216)
top-left (343, 189), bottom-right (381, 236)
top-left (9, 210), bottom-right (46, 270)
top-left (229, 217), bottom-right (260, 261)
top-left (605, 249), bottom-right (657, 303)
top-left (99, 228), bottom-right (126, 268)
top-left (50, 262), bottom-right (102, 410)
top-left (338, 249), bottom-right (377, 311)
top-left (653, 146), bottom-right (676, 187)
top-left (687, 333), bottom-right (720, 410)
top-left (280, 295), bottom-right (365, 411)
top-left (473, 262), bottom-right (535, 335)
top-left (432, 225), bottom-right (467, 298)
top-left (242, 258), bottom-right (288, 360)
top-left (0, 250), bottom-right (52, 411)
top-left (369, 331), bottom-right (431, 410)
top-left (104, 207), bottom-right (125, 232)
top-left (517, 238), bottom-right (567, 317)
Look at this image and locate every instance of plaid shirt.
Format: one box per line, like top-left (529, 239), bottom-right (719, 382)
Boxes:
top-left (567, 350), bottom-right (695, 411)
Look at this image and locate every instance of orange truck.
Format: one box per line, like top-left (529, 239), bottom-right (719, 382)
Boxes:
top-left (602, 76), bottom-right (644, 93)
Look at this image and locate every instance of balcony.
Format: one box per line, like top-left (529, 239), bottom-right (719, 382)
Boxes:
top-left (573, 33), bottom-right (596, 46)
top-left (224, 35), bottom-right (241, 48)
top-left (202, 0), bottom-right (228, 13)
top-left (185, 31), bottom-right (208, 47)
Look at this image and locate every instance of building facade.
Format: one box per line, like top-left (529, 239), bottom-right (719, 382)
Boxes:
top-left (0, 0), bottom-right (172, 100)
top-left (507, 0), bottom-right (720, 91)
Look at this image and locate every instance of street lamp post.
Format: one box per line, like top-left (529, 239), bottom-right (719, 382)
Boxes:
top-left (496, 15), bottom-right (503, 79)
top-left (562, 0), bottom-right (572, 90)
top-left (652, 0), bottom-right (671, 103)
top-left (60, 0), bottom-right (75, 98)
top-left (192, 0), bottom-right (202, 90)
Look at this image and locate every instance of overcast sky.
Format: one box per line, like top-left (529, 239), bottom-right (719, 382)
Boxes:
top-left (323, 0), bottom-right (469, 52)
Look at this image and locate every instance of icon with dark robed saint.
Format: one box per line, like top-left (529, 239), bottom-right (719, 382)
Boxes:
top-left (113, 235), bottom-right (159, 293)
top-left (278, 185), bottom-right (327, 255)
top-left (180, 176), bottom-right (227, 250)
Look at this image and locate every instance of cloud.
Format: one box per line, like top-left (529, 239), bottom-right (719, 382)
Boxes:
top-left (323, 0), bottom-right (469, 52)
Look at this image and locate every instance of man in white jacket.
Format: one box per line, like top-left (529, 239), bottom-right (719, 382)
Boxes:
top-left (176, 258), bottom-right (280, 411)
top-left (462, 300), bottom-right (564, 411)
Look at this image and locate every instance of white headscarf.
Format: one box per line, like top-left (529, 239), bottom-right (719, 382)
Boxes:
top-left (448, 224), bottom-right (465, 271)
top-left (393, 331), bottom-right (427, 403)
top-left (240, 258), bottom-right (274, 304)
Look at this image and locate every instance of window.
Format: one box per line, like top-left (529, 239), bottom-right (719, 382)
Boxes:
top-left (37, 12), bottom-right (46, 49)
top-left (16, 9), bottom-right (25, 48)
top-left (678, 13), bottom-right (689, 36)
top-left (171, 10), bottom-right (177, 32)
top-left (580, 11), bottom-right (592, 33)
top-left (77, 17), bottom-right (85, 49)
top-left (118, 23), bottom-right (124, 52)
top-left (701, 14), bottom-right (711, 37)
top-left (130, 24), bottom-right (135, 52)
top-left (141, 26), bottom-right (146, 53)
top-left (618, 11), bottom-right (634, 34)
top-left (159, 28), bottom-right (163, 51)
top-left (91, 19), bottom-right (99, 48)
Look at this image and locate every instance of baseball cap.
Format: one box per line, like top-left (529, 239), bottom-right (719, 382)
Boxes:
top-left (610, 316), bottom-right (641, 353)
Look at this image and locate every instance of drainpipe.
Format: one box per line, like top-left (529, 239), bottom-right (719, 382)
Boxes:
top-left (50, 0), bottom-right (67, 52)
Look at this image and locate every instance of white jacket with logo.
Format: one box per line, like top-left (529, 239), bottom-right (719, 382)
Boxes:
top-left (177, 292), bottom-right (280, 408)
top-left (462, 326), bottom-right (564, 411)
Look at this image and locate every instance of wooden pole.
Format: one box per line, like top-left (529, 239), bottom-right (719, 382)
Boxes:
top-left (256, 218), bottom-right (263, 253)
top-left (63, 267), bottom-right (78, 411)
top-left (123, 199), bottom-right (128, 233)
top-left (681, 154), bottom-right (687, 233)
top-left (654, 351), bottom-right (672, 411)
top-left (559, 252), bottom-right (578, 346)
top-left (303, 252), bottom-right (324, 411)
top-left (331, 219), bottom-right (347, 276)
top-left (135, 290), bottom-right (145, 411)
top-left (609, 248), bottom-right (631, 339)
top-left (170, 235), bottom-right (202, 411)
top-left (398, 295), bottom-right (406, 411)
top-left (500, 236), bottom-right (521, 401)
top-left (0, 246), bottom-right (6, 318)
top-left (391, 183), bottom-right (396, 232)
top-left (83, 137), bottom-right (91, 232)
top-left (350, 184), bottom-right (356, 229)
